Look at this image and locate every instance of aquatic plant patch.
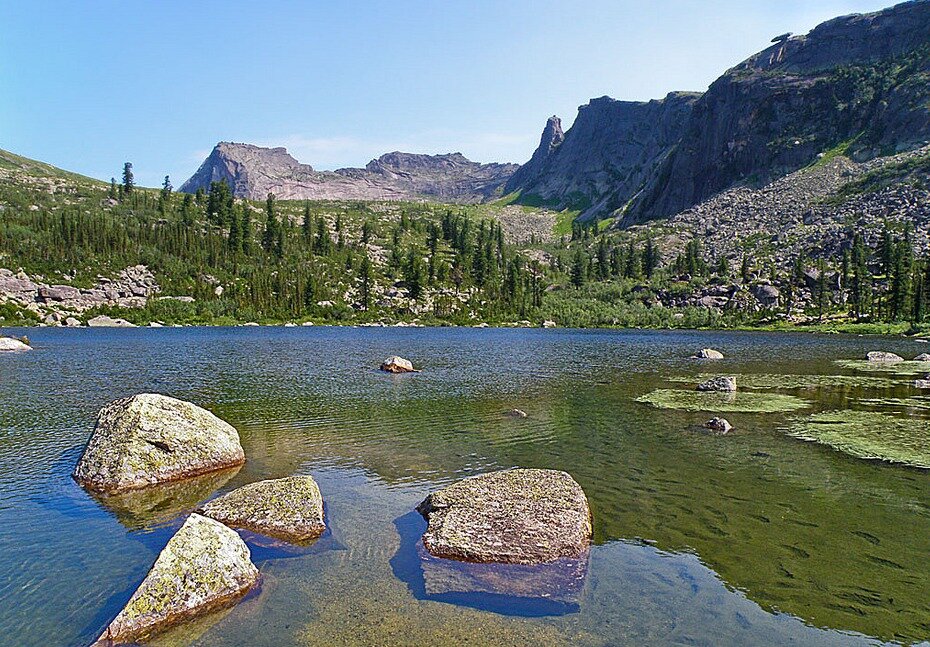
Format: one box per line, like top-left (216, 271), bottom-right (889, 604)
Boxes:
top-left (668, 374), bottom-right (900, 390)
top-left (787, 410), bottom-right (930, 468)
top-left (834, 360), bottom-right (930, 376)
top-left (636, 389), bottom-right (809, 413)
top-left (859, 396), bottom-right (930, 412)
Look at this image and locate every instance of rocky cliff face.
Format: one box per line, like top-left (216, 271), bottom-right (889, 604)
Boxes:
top-left (509, 0), bottom-right (930, 224)
top-left (180, 143), bottom-right (518, 203)
top-left (627, 0), bottom-right (930, 223)
top-left (506, 94), bottom-right (698, 216)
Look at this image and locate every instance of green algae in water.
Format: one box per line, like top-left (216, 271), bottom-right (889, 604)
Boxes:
top-left (834, 360), bottom-right (930, 376)
top-left (788, 410), bottom-right (930, 468)
top-left (668, 374), bottom-right (900, 390)
top-left (637, 389), bottom-right (810, 413)
top-left (861, 395), bottom-right (930, 411)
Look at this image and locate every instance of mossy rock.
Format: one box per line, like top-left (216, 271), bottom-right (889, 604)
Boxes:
top-left (787, 410), bottom-right (930, 468)
top-left (637, 389), bottom-right (809, 413)
top-left (200, 475), bottom-right (325, 543)
top-left (95, 514), bottom-right (259, 644)
top-left (73, 394), bottom-right (245, 492)
top-left (417, 469), bottom-right (591, 565)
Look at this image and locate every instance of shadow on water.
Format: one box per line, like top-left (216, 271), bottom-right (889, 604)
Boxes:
top-left (390, 511), bottom-right (585, 617)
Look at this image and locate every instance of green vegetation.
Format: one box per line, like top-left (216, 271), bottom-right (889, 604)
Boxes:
top-left (787, 410), bottom-right (930, 468)
top-left (668, 373), bottom-right (901, 390)
top-left (636, 389), bottom-right (810, 413)
top-left (834, 360), bottom-right (930, 375)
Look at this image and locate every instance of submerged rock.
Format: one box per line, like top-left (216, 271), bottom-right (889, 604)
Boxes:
top-left (95, 514), bottom-right (259, 645)
top-left (73, 394), bottom-right (245, 493)
top-left (914, 378), bottom-right (930, 389)
top-left (200, 475), bottom-right (325, 543)
top-left (866, 351), bottom-right (904, 363)
top-left (0, 336), bottom-right (31, 352)
top-left (693, 348), bottom-right (724, 359)
top-left (914, 353), bottom-right (930, 362)
top-left (704, 417), bottom-right (733, 433)
top-left (697, 376), bottom-right (737, 392)
top-left (380, 356), bottom-right (416, 373)
top-left (417, 468), bottom-right (592, 564)
top-left (504, 408), bottom-right (528, 418)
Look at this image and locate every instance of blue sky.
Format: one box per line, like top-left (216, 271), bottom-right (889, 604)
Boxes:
top-left (1, 0), bottom-right (896, 187)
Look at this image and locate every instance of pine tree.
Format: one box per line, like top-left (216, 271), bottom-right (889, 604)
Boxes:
top-left (158, 175), bottom-right (173, 215)
top-left (359, 255), bottom-right (372, 311)
top-left (122, 162), bottom-right (134, 195)
top-left (240, 206), bottom-right (252, 254)
top-left (262, 193), bottom-right (279, 253)
top-left (302, 203), bottom-right (313, 245)
top-left (570, 249), bottom-right (586, 288)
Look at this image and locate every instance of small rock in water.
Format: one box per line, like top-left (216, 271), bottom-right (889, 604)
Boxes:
top-left (87, 315), bottom-right (136, 327)
top-left (73, 394), bottom-right (245, 492)
top-left (914, 353), bottom-right (930, 362)
top-left (380, 356), bottom-right (416, 373)
top-left (200, 475), bottom-right (325, 543)
top-left (693, 348), bottom-right (724, 359)
top-left (866, 351), bottom-right (904, 363)
top-left (0, 336), bottom-right (31, 352)
top-left (95, 514), bottom-right (259, 644)
top-left (915, 377), bottom-right (930, 389)
top-left (542, 320), bottom-right (557, 328)
top-left (504, 408), bottom-right (528, 418)
top-left (697, 376), bottom-right (737, 392)
top-left (704, 417), bottom-right (733, 433)
top-left (417, 468), bottom-right (592, 564)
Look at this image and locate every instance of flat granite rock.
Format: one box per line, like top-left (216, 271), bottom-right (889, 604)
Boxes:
top-left (73, 394), bottom-right (245, 493)
top-left (416, 468), bottom-right (592, 565)
top-left (200, 475), bottom-right (325, 543)
top-left (0, 336), bottom-right (31, 352)
top-left (95, 514), bottom-right (259, 645)
top-left (866, 351), bottom-right (904, 363)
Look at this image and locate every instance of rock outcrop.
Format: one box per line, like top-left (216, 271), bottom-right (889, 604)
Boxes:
top-left (697, 376), bottom-right (737, 392)
top-left (180, 143), bottom-right (518, 204)
top-left (200, 475), bottom-right (325, 543)
top-left (0, 336), bottom-right (31, 352)
top-left (506, 93), bottom-right (699, 217)
top-left (380, 356), bottom-right (415, 373)
top-left (866, 351), bottom-right (904, 363)
top-left (73, 394), bottom-right (245, 492)
top-left (416, 468), bottom-right (592, 564)
top-left (627, 0), bottom-right (930, 222)
top-left (705, 417), bottom-right (733, 433)
top-left (95, 514), bottom-right (259, 645)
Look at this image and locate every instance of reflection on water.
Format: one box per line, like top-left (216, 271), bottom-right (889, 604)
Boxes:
top-left (1, 326), bottom-right (929, 645)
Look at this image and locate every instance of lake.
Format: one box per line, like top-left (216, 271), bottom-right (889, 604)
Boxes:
top-left (1, 326), bottom-right (928, 646)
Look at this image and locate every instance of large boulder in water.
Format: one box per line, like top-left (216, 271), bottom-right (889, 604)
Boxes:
top-left (416, 468), bottom-right (591, 564)
top-left (73, 394), bottom-right (245, 493)
top-left (95, 514), bottom-right (259, 644)
top-left (866, 351), bottom-right (904, 363)
top-left (693, 348), bottom-right (724, 359)
top-left (380, 356), bottom-right (416, 373)
top-left (0, 336), bottom-right (31, 352)
top-left (200, 475), bottom-right (325, 543)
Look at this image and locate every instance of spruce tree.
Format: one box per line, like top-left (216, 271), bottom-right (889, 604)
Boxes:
top-left (122, 162), bottom-right (134, 195)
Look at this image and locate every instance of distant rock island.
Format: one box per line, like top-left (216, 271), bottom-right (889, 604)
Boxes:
top-left (180, 143), bottom-right (518, 203)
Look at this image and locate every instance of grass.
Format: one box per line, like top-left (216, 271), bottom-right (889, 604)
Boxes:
top-left (787, 410), bottom-right (930, 468)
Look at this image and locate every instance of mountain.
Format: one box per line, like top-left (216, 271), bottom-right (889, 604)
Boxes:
top-left (505, 93), bottom-right (699, 215)
top-left (180, 142), bottom-right (518, 203)
top-left (509, 0), bottom-right (930, 224)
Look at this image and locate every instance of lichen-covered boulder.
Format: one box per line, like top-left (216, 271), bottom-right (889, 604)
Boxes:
top-left (866, 351), bottom-right (904, 363)
top-left (704, 417), bottom-right (733, 433)
top-left (416, 468), bottom-right (592, 564)
top-left (73, 394), bottom-right (245, 492)
top-left (693, 348), bottom-right (724, 359)
top-left (380, 356), bottom-right (415, 373)
top-left (0, 336), bottom-right (31, 352)
top-left (697, 376), bottom-right (737, 392)
top-left (200, 475), bottom-right (325, 543)
top-left (914, 353), bottom-right (930, 362)
top-left (95, 514), bottom-right (259, 645)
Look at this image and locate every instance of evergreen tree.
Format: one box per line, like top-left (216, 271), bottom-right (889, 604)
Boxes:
top-left (570, 249), bottom-right (586, 288)
top-left (262, 193), bottom-right (279, 254)
top-left (315, 217), bottom-right (332, 255)
top-left (359, 255), bottom-right (373, 311)
top-left (302, 203), bottom-right (313, 245)
top-left (240, 206), bottom-right (252, 254)
top-left (109, 178), bottom-right (118, 200)
top-left (122, 162), bottom-right (134, 195)
top-left (158, 175), bottom-right (173, 215)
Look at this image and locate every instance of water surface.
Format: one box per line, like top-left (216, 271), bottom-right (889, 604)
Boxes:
top-left (1, 327), bottom-right (928, 646)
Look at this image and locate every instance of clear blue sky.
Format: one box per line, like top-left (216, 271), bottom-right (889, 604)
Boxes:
top-left (1, 0), bottom-right (895, 187)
